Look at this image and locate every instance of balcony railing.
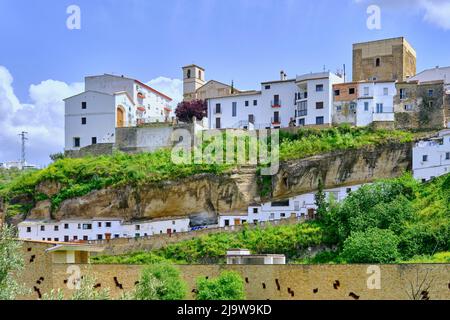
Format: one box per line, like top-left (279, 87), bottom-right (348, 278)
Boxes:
top-left (271, 100), bottom-right (282, 108)
top-left (271, 116), bottom-right (281, 124)
top-left (296, 92), bottom-right (308, 100)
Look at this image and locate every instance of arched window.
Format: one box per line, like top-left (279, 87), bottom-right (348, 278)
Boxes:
top-left (187, 69), bottom-right (191, 79)
top-left (375, 58), bottom-right (381, 67)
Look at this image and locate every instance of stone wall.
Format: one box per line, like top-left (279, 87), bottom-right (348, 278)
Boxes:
top-left (24, 261), bottom-right (450, 300)
top-left (65, 143), bottom-right (114, 158)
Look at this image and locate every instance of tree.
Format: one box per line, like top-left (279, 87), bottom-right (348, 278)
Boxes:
top-left (0, 224), bottom-right (27, 300)
top-left (175, 99), bottom-right (207, 123)
top-left (314, 178), bottom-right (327, 220)
top-left (134, 263), bottom-right (186, 300)
top-left (195, 271), bottom-right (245, 300)
top-left (49, 152), bottom-right (65, 162)
top-left (341, 228), bottom-right (400, 263)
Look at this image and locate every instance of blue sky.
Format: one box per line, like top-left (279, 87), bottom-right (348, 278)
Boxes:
top-left (0, 0), bottom-right (450, 165)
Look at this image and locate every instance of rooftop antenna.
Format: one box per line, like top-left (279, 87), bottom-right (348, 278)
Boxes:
top-left (18, 131), bottom-right (28, 166)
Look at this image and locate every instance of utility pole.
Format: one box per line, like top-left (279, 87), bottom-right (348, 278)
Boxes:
top-left (18, 131), bottom-right (28, 167)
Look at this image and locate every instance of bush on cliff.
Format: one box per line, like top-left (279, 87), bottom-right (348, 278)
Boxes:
top-left (195, 271), bottom-right (245, 300)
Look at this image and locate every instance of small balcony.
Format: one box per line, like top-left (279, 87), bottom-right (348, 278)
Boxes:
top-left (271, 100), bottom-right (282, 108)
top-left (271, 116), bottom-right (281, 125)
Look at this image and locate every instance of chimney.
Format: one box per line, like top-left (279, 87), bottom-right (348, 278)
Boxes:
top-left (280, 70), bottom-right (286, 81)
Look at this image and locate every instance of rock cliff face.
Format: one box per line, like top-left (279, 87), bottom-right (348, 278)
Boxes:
top-left (24, 141), bottom-right (412, 222)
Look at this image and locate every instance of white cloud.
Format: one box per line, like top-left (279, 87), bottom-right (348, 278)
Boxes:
top-left (0, 66), bottom-right (83, 166)
top-left (0, 67), bottom-right (183, 166)
top-left (355, 0), bottom-right (450, 30)
top-left (146, 76), bottom-right (183, 107)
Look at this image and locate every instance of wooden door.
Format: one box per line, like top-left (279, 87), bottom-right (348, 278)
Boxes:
top-left (117, 107), bottom-right (124, 127)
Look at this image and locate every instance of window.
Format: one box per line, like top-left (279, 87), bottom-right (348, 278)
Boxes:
top-left (83, 236), bottom-right (88, 241)
top-left (383, 88), bottom-right (389, 96)
top-left (106, 222), bottom-right (111, 228)
top-left (64, 224), bottom-right (69, 229)
top-left (273, 94), bottom-right (280, 105)
top-left (334, 89), bottom-right (340, 96)
top-left (316, 116), bottom-right (324, 125)
top-left (316, 102), bottom-right (324, 109)
top-left (215, 118), bottom-right (221, 129)
top-left (298, 118), bottom-right (305, 126)
top-left (54, 226), bottom-right (59, 231)
top-left (54, 238), bottom-right (59, 242)
top-left (375, 58), bottom-right (381, 67)
top-left (346, 188), bottom-right (352, 194)
top-left (349, 88), bottom-right (355, 94)
top-left (224, 219), bottom-right (230, 226)
top-left (73, 137), bottom-right (80, 148)
top-left (82, 224), bottom-right (92, 230)
top-left (215, 103), bottom-right (221, 114)
top-left (281, 213), bottom-right (286, 218)
top-left (98, 222), bottom-right (102, 228)
top-left (350, 102), bottom-right (356, 111)
top-left (336, 105), bottom-right (342, 112)
top-left (376, 103), bottom-right (383, 113)
top-left (81, 117), bottom-right (87, 125)
top-left (404, 104), bottom-right (413, 111)
top-left (81, 102), bottom-right (87, 109)
top-left (97, 235), bottom-right (103, 240)
top-left (64, 236), bottom-right (69, 242)
top-left (245, 101), bottom-right (249, 107)
top-left (253, 100), bottom-right (257, 106)
top-left (40, 225), bottom-right (45, 231)
top-left (298, 101), bottom-right (307, 116)
top-left (135, 225), bottom-right (141, 231)
top-left (253, 208), bottom-right (258, 214)
top-left (26, 227), bottom-right (31, 233)
top-left (187, 69), bottom-right (191, 79)
top-left (364, 87), bottom-right (369, 96)
top-left (78, 224), bottom-right (81, 229)
top-left (232, 102), bottom-right (237, 117)
top-left (446, 152), bottom-right (450, 160)
top-left (316, 84), bottom-right (324, 92)
top-left (91, 137), bottom-right (97, 145)
top-left (114, 234), bottom-right (120, 239)
top-left (73, 236), bottom-right (78, 240)
top-left (400, 88), bottom-right (407, 99)
top-left (428, 89), bottom-right (434, 97)
top-left (172, 221), bottom-right (176, 225)
top-left (364, 102), bottom-right (369, 111)
top-left (264, 85), bottom-right (271, 90)
top-left (423, 155), bottom-right (428, 162)
top-left (248, 114), bottom-right (255, 124)
top-left (429, 101), bottom-right (434, 108)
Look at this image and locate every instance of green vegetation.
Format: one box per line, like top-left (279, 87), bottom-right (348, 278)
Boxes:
top-left (95, 172), bottom-right (450, 265)
top-left (0, 150), bottom-right (228, 212)
top-left (0, 224), bottom-right (28, 300)
top-left (196, 271), bottom-right (245, 300)
top-left (278, 125), bottom-right (415, 161)
top-left (133, 264), bottom-right (186, 300)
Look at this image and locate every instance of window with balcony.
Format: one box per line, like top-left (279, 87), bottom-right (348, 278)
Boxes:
top-left (297, 101), bottom-right (307, 116)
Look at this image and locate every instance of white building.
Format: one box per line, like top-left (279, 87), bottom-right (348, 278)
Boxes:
top-left (218, 184), bottom-right (363, 227)
top-left (226, 249), bottom-right (286, 265)
top-left (409, 65), bottom-right (450, 93)
top-left (413, 128), bottom-right (450, 182)
top-left (64, 74), bottom-right (174, 151)
top-left (0, 161), bottom-right (39, 170)
top-left (295, 72), bottom-right (344, 126)
top-left (18, 217), bottom-right (190, 242)
top-left (356, 81), bottom-right (396, 126)
top-left (207, 71), bottom-right (344, 130)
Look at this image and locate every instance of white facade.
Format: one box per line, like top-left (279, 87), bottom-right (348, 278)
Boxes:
top-left (413, 129), bottom-right (450, 182)
top-left (295, 72), bottom-right (344, 126)
top-left (356, 81), bottom-right (396, 126)
top-left (218, 184), bottom-right (363, 227)
top-left (18, 217), bottom-right (190, 242)
top-left (64, 74), bottom-right (174, 151)
top-left (207, 78), bottom-right (298, 130)
top-left (0, 161), bottom-right (39, 170)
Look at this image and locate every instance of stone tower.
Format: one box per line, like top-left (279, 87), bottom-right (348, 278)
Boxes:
top-left (182, 64), bottom-right (206, 101)
top-left (352, 37), bottom-right (416, 82)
